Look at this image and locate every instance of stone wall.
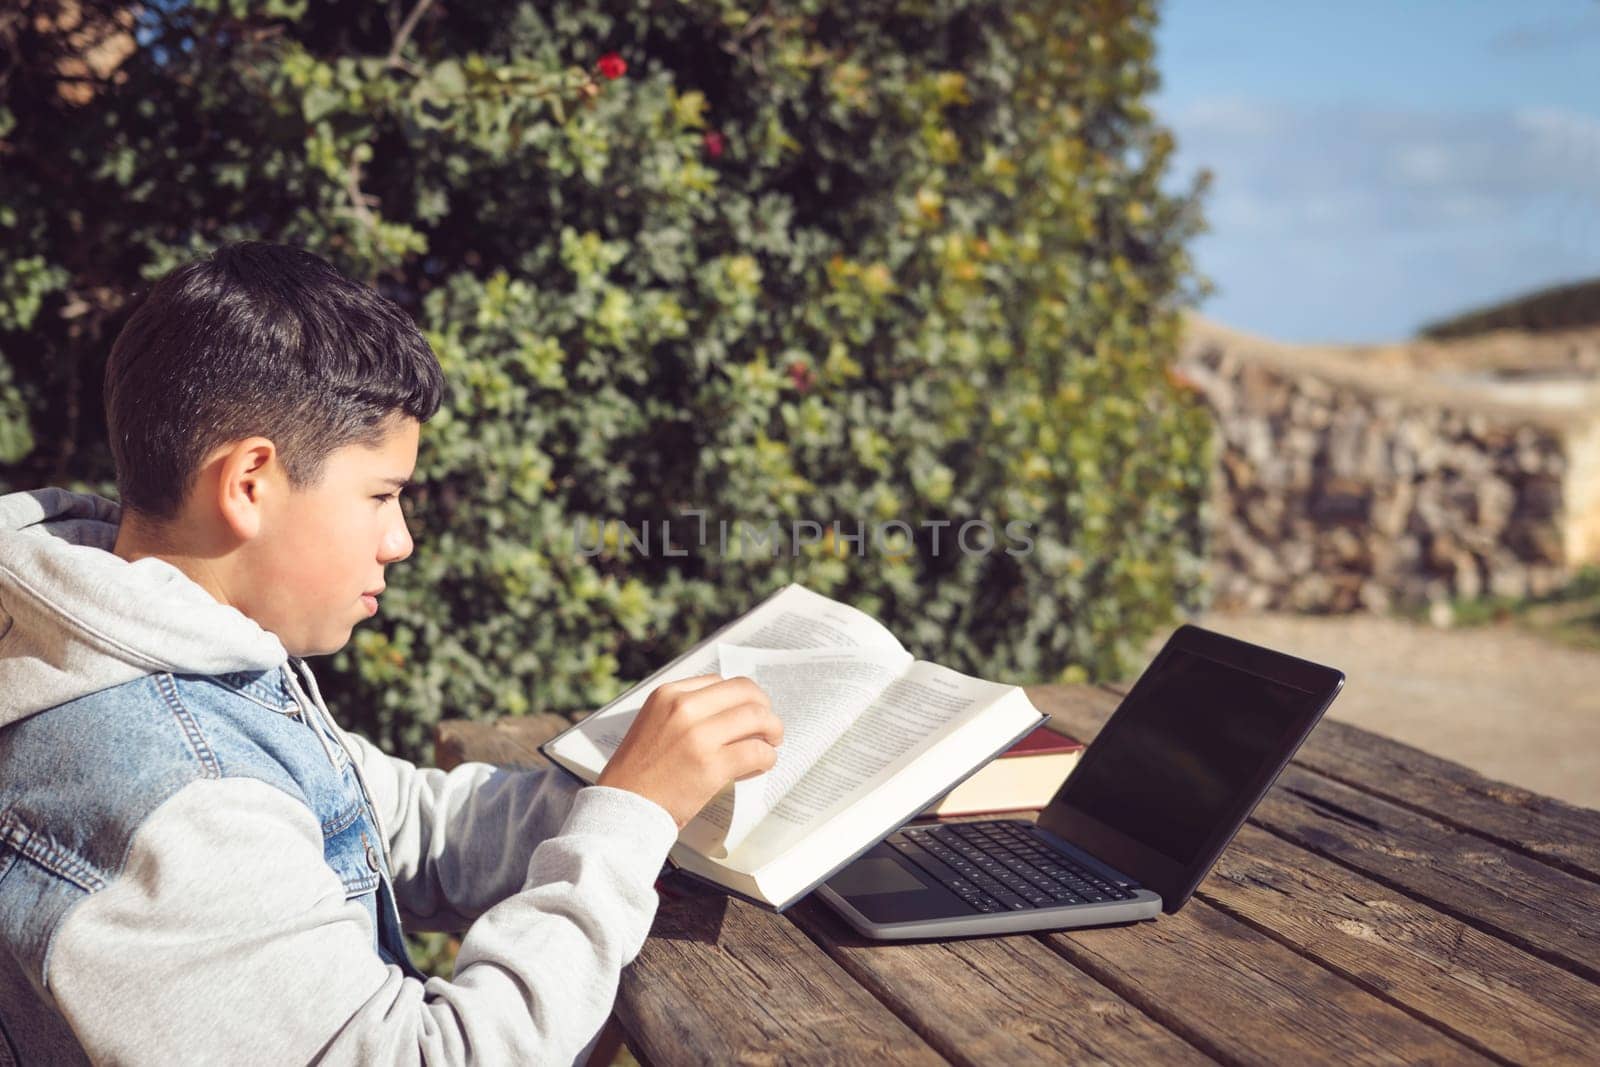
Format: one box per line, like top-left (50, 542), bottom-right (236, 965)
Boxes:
top-left (1177, 320), bottom-right (1600, 617)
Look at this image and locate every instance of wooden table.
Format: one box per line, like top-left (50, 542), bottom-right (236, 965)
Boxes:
top-left (438, 683), bottom-right (1600, 1065)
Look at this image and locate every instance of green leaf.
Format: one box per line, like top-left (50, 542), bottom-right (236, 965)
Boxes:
top-left (302, 86), bottom-right (343, 124)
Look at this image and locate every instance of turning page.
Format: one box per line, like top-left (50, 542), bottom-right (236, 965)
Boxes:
top-left (544, 584), bottom-right (906, 781)
top-left (697, 647), bottom-right (1022, 870)
top-left (704, 643), bottom-right (911, 856)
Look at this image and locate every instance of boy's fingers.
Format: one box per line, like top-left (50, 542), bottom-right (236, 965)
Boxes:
top-left (703, 702), bottom-right (785, 748)
top-left (652, 673), bottom-right (724, 699)
top-left (725, 735), bottom-right (781, 781)
top-left (715, 675), bottom-right (769, 707)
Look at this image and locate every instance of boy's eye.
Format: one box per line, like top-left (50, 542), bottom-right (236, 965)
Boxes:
top-left (374, 493), bottom-right (397, 503)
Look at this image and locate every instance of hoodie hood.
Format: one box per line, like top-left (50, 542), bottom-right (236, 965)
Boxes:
top-left (0, 488), bottom-right (287, 726)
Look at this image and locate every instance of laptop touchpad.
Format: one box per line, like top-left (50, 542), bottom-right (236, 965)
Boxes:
top-left (830, 856), bottom-right (927, 895)
top-left (826, 850), bottom-right (971, 923)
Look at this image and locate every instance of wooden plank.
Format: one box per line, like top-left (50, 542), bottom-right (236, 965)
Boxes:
top-left (1022, 683), bottom-right (1119, 743)
top-left (1098, 679), bottom-right (1600, 883)
top-left (618, 878), bottom-right (944, 1066)
top-left (1031, 682), bottom-right (1600, 985)
top-left (433, 713), bottom-right (570, 771)
top-left (1277, 717), bottom-right (1600, 884)
top-left (1255, 766), bottom-right (1600, 984)
top-left (803, 807), bottom-right (1480, 1064)
top-left (1040, 896), bottom-right (1496, 1066)
top-left (785, 896), bottom-right (1214, 1065)
top-left (1202, 822), bottom-right (1600, 1064)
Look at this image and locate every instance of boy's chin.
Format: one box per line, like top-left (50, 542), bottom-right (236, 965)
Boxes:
top-left (283, 625), bottom-right (356, 659)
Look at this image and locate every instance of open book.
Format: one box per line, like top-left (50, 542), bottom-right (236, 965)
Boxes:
top-left (540, 583), bottom-right (1047, 910)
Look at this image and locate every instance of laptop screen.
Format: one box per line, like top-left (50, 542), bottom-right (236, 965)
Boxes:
top-left (1052, 647), bottom-right (1315, 867)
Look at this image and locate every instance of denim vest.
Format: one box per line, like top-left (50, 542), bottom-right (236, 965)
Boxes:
top-left (0, 665), bottom-right (424, 1065)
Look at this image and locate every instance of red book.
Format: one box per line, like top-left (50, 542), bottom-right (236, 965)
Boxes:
top-left (918, 725), bottom-right (1084, 818)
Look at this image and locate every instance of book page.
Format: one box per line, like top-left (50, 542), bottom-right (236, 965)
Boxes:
top-left (722, 659), bottom-right (1020, 871)
top-left (705, 643), bottom-right (912, 857)
top-left (544, 583), bottom-right (907, 779)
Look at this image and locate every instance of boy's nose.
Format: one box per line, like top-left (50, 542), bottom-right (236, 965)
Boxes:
top-left (380, 513), bottom-right (414, 563)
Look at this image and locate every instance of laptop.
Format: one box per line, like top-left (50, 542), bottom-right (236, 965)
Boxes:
top-left (815, 624), bottom-right (1344, 939)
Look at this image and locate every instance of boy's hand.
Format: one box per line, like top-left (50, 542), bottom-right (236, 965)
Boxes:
top-left (596, 674), bottom-right (784, 830)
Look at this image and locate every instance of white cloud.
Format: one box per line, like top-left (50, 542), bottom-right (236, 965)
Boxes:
top-left (1514, 107), bottom-right (1600, 172)
top-left (1161, 97), bottom-right (1600, 340)
top-left (1393, 144), bottom-right (1454, 185)
top-left (1489, 10), bottom-right (1600, 55)
top-left (1167, 98), bottom-right (1600, 238)
top-left (1178, 95), bottom-right (1288, 139)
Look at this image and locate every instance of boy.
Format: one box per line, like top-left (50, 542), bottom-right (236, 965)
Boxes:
top-left (0, 242), bottom-right (783, 1065)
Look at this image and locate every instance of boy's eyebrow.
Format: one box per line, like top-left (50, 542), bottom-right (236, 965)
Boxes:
top-left (378, 476), bottom-right (412, 489)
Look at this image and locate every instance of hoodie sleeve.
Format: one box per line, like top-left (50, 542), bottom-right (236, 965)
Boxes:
top-left (337, 728), bottom-right (610, 931)
top-left (45, 774), bottom-right (679, 1066)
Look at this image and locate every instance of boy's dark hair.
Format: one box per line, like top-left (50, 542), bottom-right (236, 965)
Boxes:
top-left (104, 242), bottom-right (446, 520)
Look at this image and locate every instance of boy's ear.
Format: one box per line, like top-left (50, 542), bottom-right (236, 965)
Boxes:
top-left (214, 437), bottom-right (281, 541)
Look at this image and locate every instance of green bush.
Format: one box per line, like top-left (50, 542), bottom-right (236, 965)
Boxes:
top-left (0, 0), bottom-right (1212, 762)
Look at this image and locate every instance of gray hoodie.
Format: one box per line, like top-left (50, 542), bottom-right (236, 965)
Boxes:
top-left (0, 488), bottom-right (680, 1065)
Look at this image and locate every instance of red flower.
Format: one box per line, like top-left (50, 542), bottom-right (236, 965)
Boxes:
top-left (596, 52), bottom-right (627, 80)
top-left (787, 359), bottom-right (812, 393)
top-left (703, 130), bottom-right (726, 159)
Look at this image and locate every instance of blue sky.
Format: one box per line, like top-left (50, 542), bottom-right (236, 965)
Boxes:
top-left (1152, 1), bottom-right (1600, 342)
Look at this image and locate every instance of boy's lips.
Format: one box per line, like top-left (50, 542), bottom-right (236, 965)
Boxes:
top-left (360, 586), bottom-right (384, 616)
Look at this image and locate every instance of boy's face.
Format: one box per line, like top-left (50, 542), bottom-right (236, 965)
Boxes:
top-left (243, 416), bottom-right (419, 657)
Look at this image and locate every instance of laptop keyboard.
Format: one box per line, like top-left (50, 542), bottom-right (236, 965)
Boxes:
top-left (890, 820), bottom-right (1139, 913)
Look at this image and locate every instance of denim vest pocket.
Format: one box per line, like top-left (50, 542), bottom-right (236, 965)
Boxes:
top-left (323, 801), bottom-right (382, 899)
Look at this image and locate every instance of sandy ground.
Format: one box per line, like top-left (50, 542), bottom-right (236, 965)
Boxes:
top-left (1127, 613), bottom-right (1600, 811)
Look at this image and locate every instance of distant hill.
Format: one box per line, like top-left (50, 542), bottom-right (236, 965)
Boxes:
top-left (1420, 278), bottom-right (1600, 339)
